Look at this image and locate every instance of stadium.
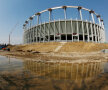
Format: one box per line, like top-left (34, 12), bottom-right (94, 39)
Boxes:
top-left (23, 6), bottom-right (105, 44)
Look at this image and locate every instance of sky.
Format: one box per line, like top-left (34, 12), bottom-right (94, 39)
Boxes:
top-left (0, 0), bottom-right (108, 44)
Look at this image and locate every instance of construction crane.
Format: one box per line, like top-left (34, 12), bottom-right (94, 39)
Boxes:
top-left (8, 22), bottom-right (19, 45)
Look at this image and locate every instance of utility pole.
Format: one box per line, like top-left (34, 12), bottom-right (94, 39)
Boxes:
top-left (8, 22), bottom-right (19, 45)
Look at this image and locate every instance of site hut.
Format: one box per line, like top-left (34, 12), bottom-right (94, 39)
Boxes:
top-left (23, 6), bottom-right (105, 44)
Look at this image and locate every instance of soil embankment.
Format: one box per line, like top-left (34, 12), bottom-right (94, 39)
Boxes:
top-left (7, 42), bottom-right (108, 53)
top-left (0, 42), bottom-right (108, 62)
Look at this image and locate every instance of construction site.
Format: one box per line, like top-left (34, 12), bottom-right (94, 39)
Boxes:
top-left (0, 5), bottom-right (108, 90)
top-left (0, 41), bottom-right (108, 89)
top-left (23, 6), bottom-right (105, 44)
top-left (0, 42), bottom-right (108, 60)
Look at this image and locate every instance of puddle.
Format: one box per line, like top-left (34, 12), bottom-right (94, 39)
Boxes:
top-left (0, 56), bottom-right (23, 72)
top-left (24, 60), bottom-right (108, 81)
top-left (0, 55), bottom-right (108, 89)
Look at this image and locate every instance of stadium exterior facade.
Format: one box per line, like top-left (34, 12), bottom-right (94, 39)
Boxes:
top-left (23, 6), bottom-right (105, 44)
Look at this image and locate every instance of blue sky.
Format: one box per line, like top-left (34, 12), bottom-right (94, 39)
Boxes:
top-left (0, 0), bottom-right (108, 44)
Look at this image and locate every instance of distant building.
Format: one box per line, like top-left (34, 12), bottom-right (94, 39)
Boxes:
top-left (23, 6), bottom-right (105, 44)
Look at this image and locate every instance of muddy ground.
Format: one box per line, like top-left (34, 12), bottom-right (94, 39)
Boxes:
top-left (0, 50), bottom-right (108, 62)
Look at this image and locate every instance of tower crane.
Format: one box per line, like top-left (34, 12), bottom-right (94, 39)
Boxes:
top-left (8, 22), bottom-right (19, 45)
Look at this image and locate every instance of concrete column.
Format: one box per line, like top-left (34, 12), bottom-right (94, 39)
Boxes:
top-left (90, 13), bottom-right (97, 43)
top-left (104, 29), bottom-right (106, 42)
top-left (39, 24), bottom-right (41, 42)
top-left (78, 6), bottom-right (83, 20)
top-left (25, 21), bottom-right (29, 43)
top-left (28, 31), bottom-right (30, 43)
top-left (49, 11), bottom-right (51, 22)
top-left (29, 29), bottom-right (30, 44)
top-left (62, 6), bottom-right (67, 42)
top-left (26, 31), bottom-right (28, 43)
top-left (63, 7), bottom-right (67, 20)
top-left (37, 15), bottom-right (39, 43)
top-left (23, 31), bottom-right (25, 44)
top-left (26, 31), bottom-right (28, 44)
top-left (100, 27), bottom-right (103, 43)
top-left (30, 18), bottom-right (34, 43)
top-left (101, 20), bottom-right (104, 29)
top-left (43, 22), bottom-right (46, 42)
top-left (86, 20), bottom-right (90, 42)
top-left (91, 13), bottom-right (95, 23)
top-left (96, 24), bottom-right (99, 43)
top-left (27, 31), bottom-right (28, 43)
top-left (31, 28), bottom-right (33, 43)
top-left (48, 9), bottom-right (52, 42)
top-left (65, 20), bottom-right (67, 42)
top-left (103, 29), bottom-right (106, 42)
top-left (97, 15), bottom-right (101, 26)
top-left (101, 19), bottom-right (105, 42)
top-left (54, 20), bottom-right (56, 42)
top-left (30, 20), bottom-right (32, 29)
top-left (28, 29), bottom-right (30, 43)
top-left (23, 24), bottom-right (26, 44)
top-left (36, 26), bottom-right (38, 42)
top-left (79, 10), bottom-right (82, 20)
top-left (90, 21), bottom-right (93, 42)
top-left (101, 28), bottom-right (104, 43)
top-left (82, 21), bottom-right (85, 42)
top-left (37, 15), bottom-right (39, 25)
top-left (29, 17), bottom-right (33, 43)
top-left (30, 29), bottom-right (32, 43)
top-left (96, 25), bottom-right (99, 43)
top-left (99, 26), bottom-right (101, 43)
top-left (97, 25), bottom-right (100, 43)
top-left (59, 19), bottom-right (61, 41)
top-left (48, 9), bottom-right (52, 22)
top-left (94, 24), bottom-right (97, 43)
top-left (26, 31), bottom-right (27, 44)
top-left (48, 22), bottom-right (50, 42)
top-left (33, 27), bottom-right (35, 43)
top-left (27, 22), bottom-right (28, 30)
top-left (71, 19), bottom-right (73, 42)
top-left (76, 18), bottom-right (79, 42)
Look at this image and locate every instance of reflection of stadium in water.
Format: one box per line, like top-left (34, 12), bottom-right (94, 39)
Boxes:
top-left (24, 60), bottom-right (106, 83)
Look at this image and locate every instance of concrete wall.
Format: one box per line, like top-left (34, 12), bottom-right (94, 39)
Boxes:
top-left (23, 20), bottom-right (105, 44)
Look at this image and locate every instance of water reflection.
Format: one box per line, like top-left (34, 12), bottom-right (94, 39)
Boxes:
top-left (1, 56), bottom-right (108, 89)
top-left (0, 56), bottom-right (23, 72)
top-left (0, 55), bottom-right (108, 83)
top-left (24, 60), bottom-right (107, 83)
top-left (104, 63), bottom-right (108, 73)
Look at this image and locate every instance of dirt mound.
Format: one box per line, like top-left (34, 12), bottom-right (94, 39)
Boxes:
top-left (8, 42), bottom-right (108, 53)
top-left (8, 42), bottom-right (60, 52)
top-left (59, 42), bottom-right (108, 52)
